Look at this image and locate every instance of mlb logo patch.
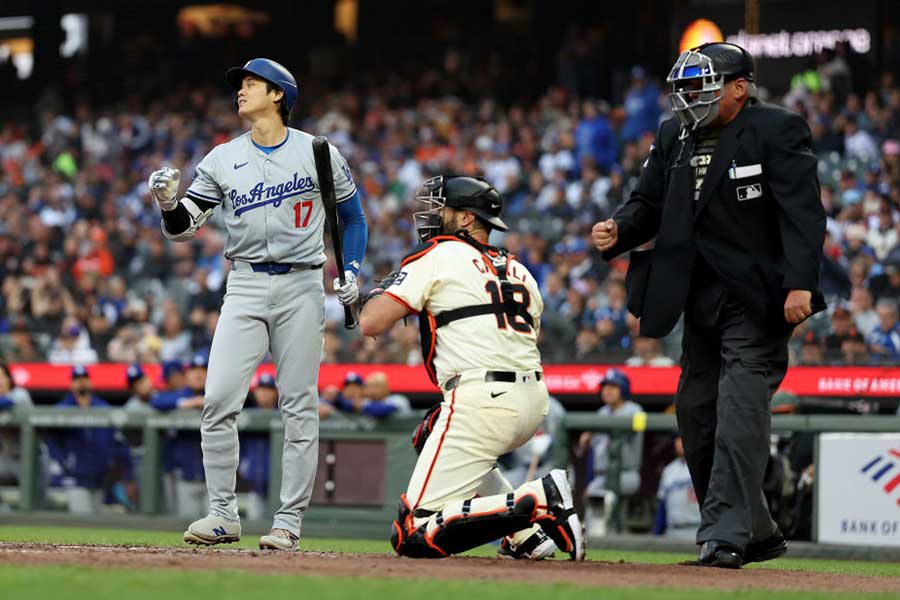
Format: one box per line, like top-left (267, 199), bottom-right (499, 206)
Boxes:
top-left (737, 183), bottom-right (762, 201)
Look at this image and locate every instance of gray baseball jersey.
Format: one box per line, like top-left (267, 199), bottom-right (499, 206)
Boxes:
top-left (186, 127), bottom-right (357, 264)
top-left (591, 400), bottom-right (644, 475)
top-left (657, 457), bottom-right (700, 528)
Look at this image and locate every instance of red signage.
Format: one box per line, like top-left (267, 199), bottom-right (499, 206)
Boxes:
top-left (9, 363), bottom-right (900, 398)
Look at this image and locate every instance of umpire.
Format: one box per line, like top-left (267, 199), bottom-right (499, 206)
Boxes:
top-left (592, 43), bottom-right (825, 568)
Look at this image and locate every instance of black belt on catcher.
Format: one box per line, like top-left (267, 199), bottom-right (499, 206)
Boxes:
top-left (443, 370), bottom-right (543, 392)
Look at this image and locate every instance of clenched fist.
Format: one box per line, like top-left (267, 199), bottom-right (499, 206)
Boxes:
top-left (148, 167), bottom-right (181, 211)
top-left (784, 289), bottom-right (813, 324)
top-left (591, 219), bottom-right (618, 252)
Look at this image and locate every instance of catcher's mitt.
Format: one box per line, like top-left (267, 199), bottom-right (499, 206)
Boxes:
top-left (362, 270), bottom-right (403, 306)
top-left (411, 404), bottom-right (441, 455)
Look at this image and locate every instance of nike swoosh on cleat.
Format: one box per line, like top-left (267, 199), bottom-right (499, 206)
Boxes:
top-left (490, 391), bottom-right (507, 398)
top-left (234, 162), bottom-right (249, 169)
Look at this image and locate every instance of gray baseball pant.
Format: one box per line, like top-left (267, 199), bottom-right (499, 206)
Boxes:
top-left (201, 265), bottom-right (324, 536)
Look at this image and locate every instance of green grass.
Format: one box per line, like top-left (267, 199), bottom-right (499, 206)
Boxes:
top-left (0, 525), bottom-right (898, 599)
top-left (0, 565), bottom-right (897, 600)
top-left (0, 525), bottom-right (395, 554)
top-left (1, 526), bottom-right (899, 577)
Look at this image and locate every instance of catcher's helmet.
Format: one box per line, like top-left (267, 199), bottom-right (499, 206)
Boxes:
top-left (226, 58), bottom-right (298, 112)
top-left (666, 42), bottom-right (755, 134)
top-left (600, 368), bottom-right (631, 399)
top-left (414, 176), bottom-right (508, 242)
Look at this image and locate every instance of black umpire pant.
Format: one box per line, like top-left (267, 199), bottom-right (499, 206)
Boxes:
top-left (675, 273), bottom-right (789, 551)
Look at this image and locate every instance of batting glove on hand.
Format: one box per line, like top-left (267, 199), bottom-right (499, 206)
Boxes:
top-left (148, 167), bottom-right (181, 211)
top-left (333, 271), bottom-right (360, 306)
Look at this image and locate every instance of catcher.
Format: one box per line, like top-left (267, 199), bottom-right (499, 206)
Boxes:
top-left (359, 175), bottom-right (584, 560)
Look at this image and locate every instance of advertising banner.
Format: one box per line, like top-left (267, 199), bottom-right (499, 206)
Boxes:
top-left (818, 433), bottom-right (900, 546)
top-left (9, 363), bottom-right (900, 397)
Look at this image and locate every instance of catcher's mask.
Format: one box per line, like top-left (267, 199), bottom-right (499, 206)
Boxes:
top-left (666, 42), bottom-right (755, 138)
top-left (413, 176), bottom-right (508, 243)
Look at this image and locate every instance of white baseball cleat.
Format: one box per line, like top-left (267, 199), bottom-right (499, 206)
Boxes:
top-left (259, 528), bottom-right (299, 551)
top-left (183, 515), bottom-right (241, 546)
top-left (497, 529), bottom-right (557, 560)
top-left (539, 469), bottom-right (586, 561)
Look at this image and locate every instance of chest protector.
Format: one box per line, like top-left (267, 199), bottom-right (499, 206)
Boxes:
top-left (403, 232), bottom-right (534, 386)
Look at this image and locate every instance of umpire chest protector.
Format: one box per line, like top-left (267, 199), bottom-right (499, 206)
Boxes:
top-left (403, 232), bottom-right (534, 386)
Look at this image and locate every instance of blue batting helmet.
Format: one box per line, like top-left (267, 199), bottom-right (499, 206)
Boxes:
top-left (225, 58), bottom-right (298, 112)
top-left (600, 368), bottom-right (631, 399)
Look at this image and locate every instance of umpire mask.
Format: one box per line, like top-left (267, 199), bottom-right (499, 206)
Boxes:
top-left (667, 43), bottom-right (756, 138)
top-left (667, 51), bottom-right (723, 135)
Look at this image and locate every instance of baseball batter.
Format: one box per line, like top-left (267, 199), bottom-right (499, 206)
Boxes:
top-left (359, 176), bottom-right (584, 560)
top-left (148, 58), bottom-right (368, 551)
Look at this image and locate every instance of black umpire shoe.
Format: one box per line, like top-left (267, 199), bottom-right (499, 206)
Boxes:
top-left (697, 541), bottom-right (743, 569)
top-left (744, 530), bottom-right (787, 564)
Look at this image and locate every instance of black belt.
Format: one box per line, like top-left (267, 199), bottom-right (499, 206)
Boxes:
top-left (444, 370), bottom-right (542, 392)
top-left (237, 262), bottom-right (324, 275)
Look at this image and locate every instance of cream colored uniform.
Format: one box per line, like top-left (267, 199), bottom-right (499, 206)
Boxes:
top-left (384, 236), bottom-right (550, 545)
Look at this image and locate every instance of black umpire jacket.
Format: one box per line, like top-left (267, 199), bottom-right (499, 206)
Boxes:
top-left (602, 101), bottom-right (826, 338)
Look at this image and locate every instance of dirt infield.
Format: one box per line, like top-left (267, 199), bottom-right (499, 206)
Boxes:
top-left (0, 542), bottom-right (895, 592)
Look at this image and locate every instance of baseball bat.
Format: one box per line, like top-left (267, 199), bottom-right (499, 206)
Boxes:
top-left (312, 135), bottom-right (358, 330)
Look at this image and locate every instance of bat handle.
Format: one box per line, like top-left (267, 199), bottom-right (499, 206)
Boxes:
top-left (336, 269), bottom-right (357, 329)
top-left (343, 305), bottom-right (358, 330)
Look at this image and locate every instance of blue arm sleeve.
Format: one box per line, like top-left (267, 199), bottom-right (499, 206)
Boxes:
top-left (0, 395), bottom-right (13, 410)
top-left (652, 498), bottom-right (667, 535)
top-left (150, 391), bottom-right (181, 412)
top-left (336, 191), bottom-right (368, 275)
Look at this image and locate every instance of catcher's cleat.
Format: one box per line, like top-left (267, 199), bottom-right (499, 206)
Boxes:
top-left (183, 515), bottom-right (241, 546)
top-left (497, 529), bottom-right (556, 560)
top-left (259, 528), bottom-right (299, 551)
top-left (537, 469), bottom-right (585, 561)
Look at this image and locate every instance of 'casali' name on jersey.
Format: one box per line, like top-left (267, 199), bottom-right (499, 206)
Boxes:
top-left (230, 172), bottom-right (315, 216)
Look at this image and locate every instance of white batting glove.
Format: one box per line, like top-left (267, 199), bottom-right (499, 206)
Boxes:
top-left (148, 167), bottom-right (181, 211)
top-left (333, 271), bottom-right (360, 306)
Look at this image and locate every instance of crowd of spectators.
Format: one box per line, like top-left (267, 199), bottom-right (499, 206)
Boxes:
top-left (1, 37), bottom-right (900, 371)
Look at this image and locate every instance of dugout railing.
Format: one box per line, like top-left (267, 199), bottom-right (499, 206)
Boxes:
top-left (0, 409), bottom-right (898, 543)
top-left (0, 408), bottom-right (423, 538)
top-left (559, 413), bottom-right (900, 545)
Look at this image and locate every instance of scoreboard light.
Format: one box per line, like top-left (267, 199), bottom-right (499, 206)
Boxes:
top-left (679, 19), bottom-right (725, 53)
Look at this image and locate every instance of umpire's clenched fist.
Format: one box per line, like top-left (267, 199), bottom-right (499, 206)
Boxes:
top-left (591, 219), bottom-right (618, 252)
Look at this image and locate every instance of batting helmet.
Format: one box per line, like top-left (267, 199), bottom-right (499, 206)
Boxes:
top-left (225, 58), bottom-right (298, 113)
top-left (414, 175), bottom-right (507, 242)
top-left (599, 368), bottom-right (631, 399)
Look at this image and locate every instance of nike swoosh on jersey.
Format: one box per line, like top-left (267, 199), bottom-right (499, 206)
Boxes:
top-left (234, 162), bottom-right (249, 169)
top-left (490, 391), bottom-right (507, 398)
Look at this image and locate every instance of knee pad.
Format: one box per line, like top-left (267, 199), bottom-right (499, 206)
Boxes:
top-left (390, 493), bottom-right (445, 558)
